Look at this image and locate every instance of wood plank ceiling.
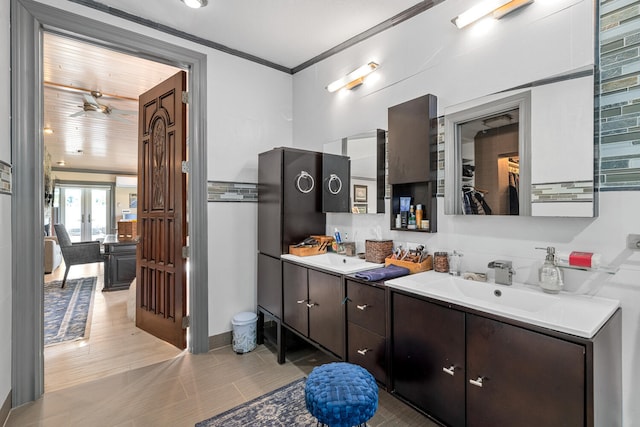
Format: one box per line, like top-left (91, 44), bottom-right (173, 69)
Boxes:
top-left (43, 32), bottom-right (181, 175)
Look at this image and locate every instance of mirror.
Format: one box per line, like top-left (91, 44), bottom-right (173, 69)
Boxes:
top-left (324, 129), bottom-right (386, 214)
top-left (445, 70), bottom-right (595, 217)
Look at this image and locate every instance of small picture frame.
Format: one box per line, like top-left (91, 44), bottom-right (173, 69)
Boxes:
top-left (354, 185), bottom-right (368, 203)
top-left (352, 203), bottom-right (368, 214)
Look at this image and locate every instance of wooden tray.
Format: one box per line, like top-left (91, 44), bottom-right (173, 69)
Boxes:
top-left (385, 254), bottom-right (433, 274)
top-left (289, 244), bottom-right (327, 257)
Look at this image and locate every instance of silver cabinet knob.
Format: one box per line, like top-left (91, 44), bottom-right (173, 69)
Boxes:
top-left (356, 304), bottom-right (368, 311)
top-left (357, 348), bottom-right (370, 356)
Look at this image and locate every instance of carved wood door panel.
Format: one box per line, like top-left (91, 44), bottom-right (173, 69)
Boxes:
top-left (136, 71), bottom-right (187, 349)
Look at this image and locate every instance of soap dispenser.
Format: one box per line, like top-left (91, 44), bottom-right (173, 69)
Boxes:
top-left (538, 246), bottom-right (563, 294)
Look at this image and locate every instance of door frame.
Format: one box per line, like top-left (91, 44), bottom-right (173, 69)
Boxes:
top-left (11, 0), bottom-right (209, 406)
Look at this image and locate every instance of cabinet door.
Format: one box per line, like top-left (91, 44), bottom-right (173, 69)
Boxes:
top-left (387, 94), bottom-right (437, 184)
top-left (466, 314), bottom-right (585, 427)
top-left (346, 280), bottom-right (385, 336)
top-left (392, 293), bottom-right (465, 427)
top-left (308, 269), bottom-right (344, 358)
top-left (348, 322), bottom-right (386, 385)
top-left (282, 262), bottom-right (309, 336)
top-left (257, 254), bottom-right (282, 318)
top-left (322, 153), bottom-right (350, 213)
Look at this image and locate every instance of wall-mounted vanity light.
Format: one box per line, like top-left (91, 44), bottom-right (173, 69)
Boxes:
top-left (452, 0), bottom-right (533, 29)
top-left (180, 0), bottom-right (208, 8)
top-left (326, 62), bottom-right (379, 93)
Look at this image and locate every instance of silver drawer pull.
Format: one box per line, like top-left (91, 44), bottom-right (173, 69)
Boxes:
top-left (356, 304), bottom-right (368, 310)
top-left (469, 376), bottom-right (484, 387)
top-left (296, 299), bottom-right (307, 304)
top-left (306, 302), bottom-right (317, 308)
top-left (442, 365), bottom-right (456, 376)
top-left (357, 348), bottom-right (370, 355)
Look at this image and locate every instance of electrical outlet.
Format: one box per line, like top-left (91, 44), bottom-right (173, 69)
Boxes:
top-left (627, 234), bottom-right (640, 250)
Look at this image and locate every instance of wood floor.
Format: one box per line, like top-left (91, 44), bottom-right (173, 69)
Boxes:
top-left (5, 261), bottom-right (436, 426)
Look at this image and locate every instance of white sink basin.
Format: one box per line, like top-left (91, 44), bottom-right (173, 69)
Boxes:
top-left (281, 253), bottom-right (383, 274)
top-left (386, 271), bottom-right (620, 338)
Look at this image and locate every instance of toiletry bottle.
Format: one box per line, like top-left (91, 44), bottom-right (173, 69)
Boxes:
top-left (415, 204), bottom-right (423, 229)
top-left (408, 205), bottom-right (416, 229)
top-left (395, 214), bottom-right (401, 229)
top-left (538, 246), bottom-right (563, 294)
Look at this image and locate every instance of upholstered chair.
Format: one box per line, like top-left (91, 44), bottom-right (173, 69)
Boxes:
top-left (53, 223), bottom-right (104, 288)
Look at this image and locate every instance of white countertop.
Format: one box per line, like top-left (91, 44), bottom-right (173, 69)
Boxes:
top-left (281, 253), bottom-right (384, 275)
top-left (386, 271), bottom-right (620, 339)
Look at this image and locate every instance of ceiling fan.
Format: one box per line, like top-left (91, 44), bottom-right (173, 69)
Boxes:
top-left (70, 90), bottom-right (137, 122)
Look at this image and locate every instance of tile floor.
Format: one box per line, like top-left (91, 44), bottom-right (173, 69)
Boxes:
top-left (5, 261), bottom-right (438, 426)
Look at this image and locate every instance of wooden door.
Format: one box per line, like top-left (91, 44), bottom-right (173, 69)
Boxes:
top-left (136, 71), bottom-right (187, 349)
top-left (282, 262), bottom-right (309, 336)
top-left (466, 314), bottom-right (585, 427)
top-left (392, 293), bottom-right (466, 427)
top-left (308, 269), bottom-right (344, 358)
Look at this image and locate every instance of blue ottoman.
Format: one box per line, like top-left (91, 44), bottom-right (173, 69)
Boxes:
top-left (305, 362), bottom-right (378, 427)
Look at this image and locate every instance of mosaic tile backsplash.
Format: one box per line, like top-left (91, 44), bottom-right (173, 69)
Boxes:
top-left (599, 0), bottom-right (640, 189)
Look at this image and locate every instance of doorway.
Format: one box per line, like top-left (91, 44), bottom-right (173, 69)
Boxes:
top-left (57, 184), bottom-right (112, 242)
top-left (11, 0), bottom-right (209, 406)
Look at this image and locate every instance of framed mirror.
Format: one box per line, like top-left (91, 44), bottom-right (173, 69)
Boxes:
top-left (324, 129), bottom-right (386, 214)
top-left (444, 70), bottom-right (595, 218)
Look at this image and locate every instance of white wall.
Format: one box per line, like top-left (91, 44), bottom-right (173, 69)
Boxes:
top-left (0, 0), bottom-right (11, 408)
top-left (294, 0), bottom-right (639, 424)
top-left (9, 0), bottom-right (292, 347)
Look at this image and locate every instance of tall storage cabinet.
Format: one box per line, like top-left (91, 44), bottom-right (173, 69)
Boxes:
top-left (388, 94), bottom-right (438, 232)
top-left (257, 147), bottom-right (326, 362)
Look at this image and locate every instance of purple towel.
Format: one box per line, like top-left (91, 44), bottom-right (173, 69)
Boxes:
top-left (354, 264), bottom-right (410, 281)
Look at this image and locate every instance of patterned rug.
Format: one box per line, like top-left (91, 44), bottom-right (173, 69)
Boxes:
top-left (44, 276), bottom-right (97, 346)
top-left (196, 378), bottom-right (317, 427)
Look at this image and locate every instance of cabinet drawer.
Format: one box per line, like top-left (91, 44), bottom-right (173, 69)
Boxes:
top-left (348, 322), bottom-right (386, 385)
top-left (346, 280), bottom-right (385, 336)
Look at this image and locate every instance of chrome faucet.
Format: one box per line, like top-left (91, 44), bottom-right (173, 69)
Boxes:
top-left (488, 260), bottom-right (515, 286)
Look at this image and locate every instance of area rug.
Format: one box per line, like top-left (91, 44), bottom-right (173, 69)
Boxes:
top-left (196, 378), bottom-right (318, 426)
top-left (44, 276), bottom-right (97, 346)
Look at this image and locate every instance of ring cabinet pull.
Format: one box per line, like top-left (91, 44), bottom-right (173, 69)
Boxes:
top-left (327, 174), bottom-right (343, 195)
top-left (295, 170), bottom-right (315, 194)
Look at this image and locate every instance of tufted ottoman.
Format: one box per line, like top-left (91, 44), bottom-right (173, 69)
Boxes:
top-left (305, 362), bottom-right (378, 427)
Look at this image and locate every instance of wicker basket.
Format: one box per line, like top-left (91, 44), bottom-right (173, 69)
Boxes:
top-left (365, 240), bottom-right (393, 263)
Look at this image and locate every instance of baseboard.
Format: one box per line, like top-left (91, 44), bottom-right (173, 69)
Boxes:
top-left (208, 331), bottom-right (232, 350)
top-left (0, 389), bottom-right (11, 426)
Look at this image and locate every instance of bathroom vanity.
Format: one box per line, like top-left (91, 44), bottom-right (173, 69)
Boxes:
top-left (386, 272), bottom-right (621, 427)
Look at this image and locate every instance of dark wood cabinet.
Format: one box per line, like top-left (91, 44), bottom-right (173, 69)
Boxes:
top-left (466, 314), bottom-right (585, 427)
top-left (257, 253), bottom-right (282, 318)
top-left (387, 94), bottom-right (438, 232)
top-left (392, 292), bottom-right (465, 427)
top-left (103, 235), bottom-right (138, 292)
top-left (388, 94), bottom-right (438, 185)
top-left (346, 279), bottom-right (388, 386)
top-left (390, 290), bottom-right (621, 427)
top-left (282, 261), bottom-right (345, 359)
top-left (322, 153), bottom-right (350, 213)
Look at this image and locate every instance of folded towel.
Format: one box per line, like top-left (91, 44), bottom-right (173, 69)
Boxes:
top-left (354, 264), bottom-right (410, 281)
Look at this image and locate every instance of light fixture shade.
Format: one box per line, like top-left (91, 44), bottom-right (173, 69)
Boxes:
top-left (327, 62), bottom-right (379, 93)
top-left (181, 0), bottom-right (208, 8)
top-left (492, 0), bottom-right (534, 20)
top-left (451, 0), bottom-right (511, 29)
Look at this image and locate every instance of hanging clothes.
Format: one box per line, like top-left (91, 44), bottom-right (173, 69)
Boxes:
top-left (462, 186), bottom-right (492, 215)
top-left (508, 171), bottom-right (519, 215)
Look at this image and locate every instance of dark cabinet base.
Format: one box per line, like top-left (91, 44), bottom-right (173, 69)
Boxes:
top-left (103, 235), bottom-right (138, 292)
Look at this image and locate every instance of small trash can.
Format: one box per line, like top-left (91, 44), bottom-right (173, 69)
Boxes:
top-left (232, 311), bottom-right (258, 354)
